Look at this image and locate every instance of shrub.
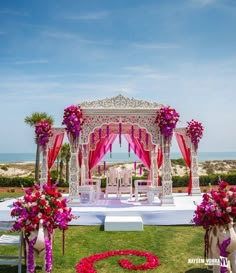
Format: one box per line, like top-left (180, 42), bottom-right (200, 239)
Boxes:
top-left (0, 165), bottom-right (8, 171)
top-left (171, 158), bottom-right (186, 167)
top-left (0, 176), bottom-right (34, 187)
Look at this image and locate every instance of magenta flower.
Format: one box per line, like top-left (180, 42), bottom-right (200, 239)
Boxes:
top-left (155, 106), bottom-right (180, 139)
top-left (35, 120), bottom-right (53, 147)
top-left (193, 180), bottom-right (236, 229)
top-left (62, 105), bottom-right (84, 140)
top-left (186, 119), bottom-right (204, 150)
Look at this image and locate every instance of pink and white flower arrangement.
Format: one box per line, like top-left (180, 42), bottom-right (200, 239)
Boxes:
top-left (186, 119), bottom-right (204, 150)
top-left (193, 180), bottom-right (236, 229)
top-left (62, 105), bottom-right (84, 140)
top-left (11, 184), bottom-right (74, 273)
top-left (35, 119), bottom-right (53, 147)
top-left (155, 106), bottom-right (180, 139)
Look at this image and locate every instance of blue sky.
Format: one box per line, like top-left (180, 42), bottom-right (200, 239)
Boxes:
top-left (0, 0), bottom-right (236, 153)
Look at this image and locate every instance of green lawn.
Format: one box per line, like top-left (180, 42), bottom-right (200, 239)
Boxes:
top-left (0, 225), bottom-right (209, 273)
top-left (0, 191), bottom-right (209, 273)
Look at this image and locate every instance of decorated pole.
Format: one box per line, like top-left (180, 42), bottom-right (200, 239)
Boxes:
top-left (62, 105), bottom-right (84, 203)
top-left (35, 120), bottom-right (53, 188)
top-left (186, 119), bottom-right (204, 195)
top-left (155, 106), bottom-right (179, 205)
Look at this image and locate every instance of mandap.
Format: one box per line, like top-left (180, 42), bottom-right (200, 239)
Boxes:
top-left (38, 94), bottom-right (203, 206)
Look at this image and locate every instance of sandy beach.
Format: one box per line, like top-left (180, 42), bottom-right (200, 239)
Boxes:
top-left (0, 160), bottom-right (236, 178)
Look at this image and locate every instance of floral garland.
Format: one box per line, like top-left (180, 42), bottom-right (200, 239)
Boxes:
top-left (62, 105), bottom-right (84, 140)
top-left (76, 250), bottom-right (160, 273)
top-left (155, 106), bottom-right (179, 140)
top-left (186, 119), bottom-right (204, 150)
top-left (193, 180), bottom-right (236, 229)
top-left (11, 183), bottom-right (75, 273)
top-left (35, 119), bottom-right (53, 147)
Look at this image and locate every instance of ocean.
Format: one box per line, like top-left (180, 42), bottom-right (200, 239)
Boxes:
top-left (0, 152), bottom-right (236, 164)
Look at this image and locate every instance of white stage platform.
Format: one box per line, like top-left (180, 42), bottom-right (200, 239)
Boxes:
top-left (0, 193), bottom-right (203, 228)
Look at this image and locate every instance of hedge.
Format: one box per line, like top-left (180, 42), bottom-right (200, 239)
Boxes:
top-left (0, 173), bottom-right (236, 188)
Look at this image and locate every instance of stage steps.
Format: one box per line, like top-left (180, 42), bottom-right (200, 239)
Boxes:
top-left (104, 215), bottom-right (143, 231)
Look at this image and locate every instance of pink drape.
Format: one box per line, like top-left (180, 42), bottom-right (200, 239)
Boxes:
top-left (124, 134), bottom-right (151, 178)
top-left (47, 132), bottom-right (64, 185)
top-left (88, 134), bottom-right (117, 178)
top-left (157, 147), bottom-right (163, 186)
top-left (175, 132), bottom-right (192, 195)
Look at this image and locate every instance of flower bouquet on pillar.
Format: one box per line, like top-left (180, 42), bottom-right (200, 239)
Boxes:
top-left (193, 180), bottom-right (236, 273)
top-left (11, 183), bottom-right (75, 273)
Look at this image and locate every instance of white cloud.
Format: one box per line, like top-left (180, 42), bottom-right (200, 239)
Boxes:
top-left (0, 9), bottom-right (29, 16)
top-left (131, 43), bottom-right (180, 49)
top-left (12, 59), bottom-right (48, 65)
top-left (190, 0), bottom-right (218, 7)
top-left (63, 11), bottom-right (109, 20)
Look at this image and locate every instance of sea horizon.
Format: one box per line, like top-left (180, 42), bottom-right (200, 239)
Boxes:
top-left (0, 151), bottom-right (236, 164)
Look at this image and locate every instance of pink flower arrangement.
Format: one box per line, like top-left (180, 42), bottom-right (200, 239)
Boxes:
top-left (11, 184), bottom-right (75, 273)
top-left (186, 119), bottom-right (204, 150)
top-left (155, 106), bottom-right (180, 139)
top-left (35, 119), bottom-right (53, 147)
top-left (193, 180), bottom-right (236, 229)
top-left (11, 184), bottom-right (74, 235)
top-left (62, 105), bottom-right (84, 140)
top-left (76, 250), bottom-right (160, 273)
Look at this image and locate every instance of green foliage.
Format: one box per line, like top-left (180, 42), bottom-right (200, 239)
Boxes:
top-left (0, 165), bottom-right (8, 171)
top-left (24, 112), bottom-right (54, 127)
top-left (171, 158), bottom-right (186, 166)
top-left (171, 173), bottom-right (236, 187)
top-left (0, 176), bottom-right (34, 187)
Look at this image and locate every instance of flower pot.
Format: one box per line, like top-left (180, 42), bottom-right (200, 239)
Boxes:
top-left (206, 224), bottom-right (236, 273)
top-left (25, 221), bottom-right (53, 273)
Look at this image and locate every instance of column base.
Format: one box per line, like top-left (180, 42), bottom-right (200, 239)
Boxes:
top-left (161, 195), bottom-right (175, 206)
top-left (191, 187), bottom-right (201, 195)
top-left (68, 196), bottom-right (80, 207)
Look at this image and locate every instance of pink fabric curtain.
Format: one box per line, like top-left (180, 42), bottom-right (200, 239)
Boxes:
top-left (157, 147), bottom-right (163, 186)
top-left (175, 132), bottom-right (192, 195)
top-left (47, 132), bottom-right (64, 185)
top-left (124, 134), bottom-right (151, 176)
top-left (88, 134), bottom-right (117, 178)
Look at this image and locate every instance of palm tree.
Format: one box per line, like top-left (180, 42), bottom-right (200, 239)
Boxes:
top-left (24, 112), bottom-right (54, 183)
top-left (59, 143), bottom-right (71, 182)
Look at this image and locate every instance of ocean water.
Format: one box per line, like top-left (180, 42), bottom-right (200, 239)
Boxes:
top-left (0, 152), bottom-right (236, 164)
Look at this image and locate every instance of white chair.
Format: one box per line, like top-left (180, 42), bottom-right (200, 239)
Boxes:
top-left (0, 221), bottom-right (24, 273)
top-left (82, 178), bottom-right (102, 202)
top-left (134, 180), bottom-right (162, 203)
top-left (118, 168), bottom-right (133, 199)
top-left (105, 168), bottom-right (119, 199)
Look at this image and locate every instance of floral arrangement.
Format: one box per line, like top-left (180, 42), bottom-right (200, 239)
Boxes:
top-left (62, 105), bottom-right (84, 140)
top-left (76, 250), bottom-right (160, 273)
top-left (186, 119), bottom-right (204, 150)
top-left (155, 106), bottom-right (179, 139)
top-left (11, 183), bottom-right (74, 273)
top-left (193, 180), bottom-right (236, 229)
top-left (35, 119), bottom-right (53, 147)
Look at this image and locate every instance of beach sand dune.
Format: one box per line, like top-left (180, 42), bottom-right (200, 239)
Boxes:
top-left (0, 160), bottom-right (236, 178)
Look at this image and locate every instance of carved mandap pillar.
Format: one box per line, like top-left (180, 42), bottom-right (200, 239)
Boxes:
top-left (68, 136), bottom-right (80, 202)
top-left (40, 145), bottom-right (48, 187)
top-left (191, 144), bottom-right (201, 195)
top-left (150, 147), bottom-right (158, 187)
top-left (161, 137), bottom-right (174, 205)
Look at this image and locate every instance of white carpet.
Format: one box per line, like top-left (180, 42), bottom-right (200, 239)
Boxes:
top-left (0, 193), bottom-right (203, 228)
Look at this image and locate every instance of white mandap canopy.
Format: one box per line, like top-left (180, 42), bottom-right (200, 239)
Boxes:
top-left (39, 94), bottom-right (201, 206)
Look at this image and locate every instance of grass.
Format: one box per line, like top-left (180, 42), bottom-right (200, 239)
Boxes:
top-left (0, 225), bottom-right (209, 273)
top-left (0, 192), bottom-right (23, 200)
top-left (0, 192), bottom-right (209, 273)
